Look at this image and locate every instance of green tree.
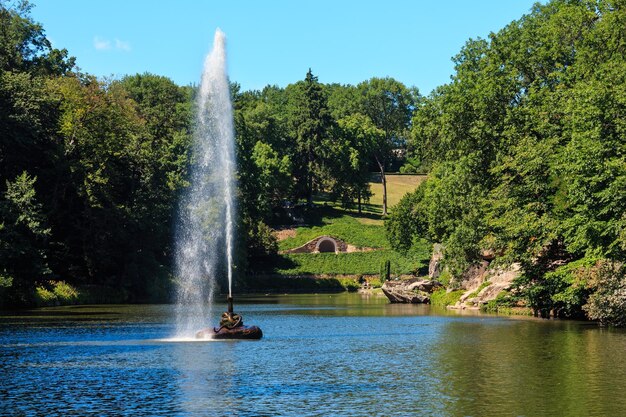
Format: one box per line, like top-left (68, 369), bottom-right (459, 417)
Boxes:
top-left (293, 69), bottom-right (335, 205)
top-left (358, 77), bottom-right (417, 215)
top-left (336, 113), bottom-right (382, 212)
top-left (0, 0), bottom-right (74, 75)
top-left (0, 172), bottom-right (50, 305)
top-left (251, 141), bottom-right (292, 217)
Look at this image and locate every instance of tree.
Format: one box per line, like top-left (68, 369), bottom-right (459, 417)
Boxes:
top-left (293, 69), bottom-right (335, 205)
top-left (336, 113), bottom-right (382, 212)
top-left (0, 172), bottom-right (50, 306)
top-left (358, 77), bottom-right (417, 215)
top-left (0, 0), bottom-right (74, 76)
top-left (251, 141), bottom-right (292, 217)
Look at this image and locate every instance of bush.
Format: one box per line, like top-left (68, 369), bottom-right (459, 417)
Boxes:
top-left (583, 261), bottom-right (626, 327)
top-left (34, 281), bottom-right (80, 306)
top-left (481, 291), bottom-right (516, 314)
top-left (336, 277), bottom-right (361, 292)
top-left (34, 286), bottom-right (56, 306)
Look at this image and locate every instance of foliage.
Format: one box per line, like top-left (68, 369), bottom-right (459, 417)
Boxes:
top-left (430, 289), bottom-right (464, 307)
top-left (0, 3), bottom-right (192, 305)
top-left (357, 77), bottom-right (418, 215)
top-left (583, 261), bottom-right (626, 327)
top-left (34, 280), bottom-right (80, 307)
top-left (0, 172), bottom-right (50, 305)
top-left (386, 0), bottom-right (626, 324)
top-left (385, 186), bottom-right (426, 252)
top-left (247, 221), bottom-right (278, 258)
top-left (0, 0), bottom-right (74, 75)
top-left (8, 0), bottom-right (626, 317)
top-left (251, 141), bottom-right (292, 217)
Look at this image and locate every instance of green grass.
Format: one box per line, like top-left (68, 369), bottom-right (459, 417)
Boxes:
top-left (369, 174), bottom-right (426, 211)
top-left (268, 202), bottom-right (431, 277)
top-left (430, 289), bottom-right (465, 307)
top-left (313, 174), bottom-right (426, 216)
top-left (278, 207), bottom-right (388, 251)
top-left (262, 247), bottom-right (429, 276)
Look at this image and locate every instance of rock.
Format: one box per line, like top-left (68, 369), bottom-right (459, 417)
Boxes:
top-left (459, 260), bottom-right (490, 290)
top-left (382, 278), bottom-right (443, 303)
top-left (429, 244), bottom-right (444, 279)
top-left (457, 263), bottom-right (522, 308)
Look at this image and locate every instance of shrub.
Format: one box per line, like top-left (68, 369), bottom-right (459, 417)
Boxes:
top-left (52, 281), bottom-right (79, 303)
top-left (34, 286), bottom-right (56, 307)
top-left (583, 261), bottom-right (626, 327)
top-left (481, 291), bottom-right (514, 313)
top-left (437, 269), bottom-right (452, 286)
top-left (336, 277), bottom-right (360, 292)
top-left (34, 281), bottom-right (80, 306)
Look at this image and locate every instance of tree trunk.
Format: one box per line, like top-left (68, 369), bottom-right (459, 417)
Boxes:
top-left (357, 190), bottom-right (362, 214)
top-left (375, 156), bottom-right (387, 216)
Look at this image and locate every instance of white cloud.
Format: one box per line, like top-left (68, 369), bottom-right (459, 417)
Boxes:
top-left (115, 39), bottom-right (131, 52)
top-left (93, 36), bottom-right (131, 52)
top-left (93, 36), bottom-right (111, 50)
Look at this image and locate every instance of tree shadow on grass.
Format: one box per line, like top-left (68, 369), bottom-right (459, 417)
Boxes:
top-left (303, 202), bottom-right (384, 225)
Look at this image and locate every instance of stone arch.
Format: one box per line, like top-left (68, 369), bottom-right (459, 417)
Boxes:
top-left (316, 237), bottom-right (337, 253)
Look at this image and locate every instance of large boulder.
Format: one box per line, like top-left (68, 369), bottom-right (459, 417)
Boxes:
top-left (382, 279), bottom-right (443, 303)
top-left (454, 263), bottom-right (522, 309)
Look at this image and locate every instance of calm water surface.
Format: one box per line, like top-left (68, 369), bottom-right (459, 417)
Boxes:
top-left (1, 293), bottom-right (626, 416)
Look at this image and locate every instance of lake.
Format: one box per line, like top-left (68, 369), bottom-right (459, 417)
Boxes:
top-left (1, 293), bottom-right (625, 416)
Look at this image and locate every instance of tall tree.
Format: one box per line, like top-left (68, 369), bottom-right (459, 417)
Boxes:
top-left (0, 172), bottom-right (50, 306)
top-left (293, 69), bottom-right (335, 205)
top-left (358, 77), bottom-right (417, 215)
top-left (336, 113), bottom-right (383, 213)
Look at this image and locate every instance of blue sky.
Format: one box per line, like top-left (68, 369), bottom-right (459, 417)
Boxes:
top-left (31, 0), bottom-right (542, 95)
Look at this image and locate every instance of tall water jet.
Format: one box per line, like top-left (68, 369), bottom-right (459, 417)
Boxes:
top-left (174, 29), bottom-right (237, 338)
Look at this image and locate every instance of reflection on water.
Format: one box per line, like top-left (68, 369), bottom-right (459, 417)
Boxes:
top-left (1, 294), bottom-right (626, 416)
top-left (434, 319), bottom-right (626, 416)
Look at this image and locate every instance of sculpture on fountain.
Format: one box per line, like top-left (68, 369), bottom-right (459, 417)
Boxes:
top-left (196, 296), bottom-right (263, 339)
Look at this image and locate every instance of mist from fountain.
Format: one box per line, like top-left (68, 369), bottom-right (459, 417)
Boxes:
top-left (174, 29), bottom-right (236, 338)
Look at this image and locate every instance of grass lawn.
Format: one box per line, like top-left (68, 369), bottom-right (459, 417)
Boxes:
top-left (277, 207), bottom-right (388, 251)
top-left (367, 174), bottom-right (426, 212)
top-left (260, 247), bottom-right (429, 276)
top-left (262, 204), bottom-right (430, 277)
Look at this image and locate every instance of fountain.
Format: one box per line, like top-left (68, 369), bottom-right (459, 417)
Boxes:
top-left (174, 29), bottom-right (262, 340)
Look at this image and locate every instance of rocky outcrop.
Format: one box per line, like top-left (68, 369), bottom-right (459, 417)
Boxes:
top-left (451, 263), bottom-right (521, 310)
top-left (429, 244), bottom-right (444, 279)
top-left (382, 279), bottom-right (443, 303)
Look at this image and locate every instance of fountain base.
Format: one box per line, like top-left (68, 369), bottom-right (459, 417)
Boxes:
top-left (196, 323), bottom-right (263, 340)
top-left (195, 297), bottom-right (263, 340)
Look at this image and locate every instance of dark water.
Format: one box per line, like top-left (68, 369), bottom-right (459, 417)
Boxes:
top-left (1, 293), bottom-right (626, 416)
